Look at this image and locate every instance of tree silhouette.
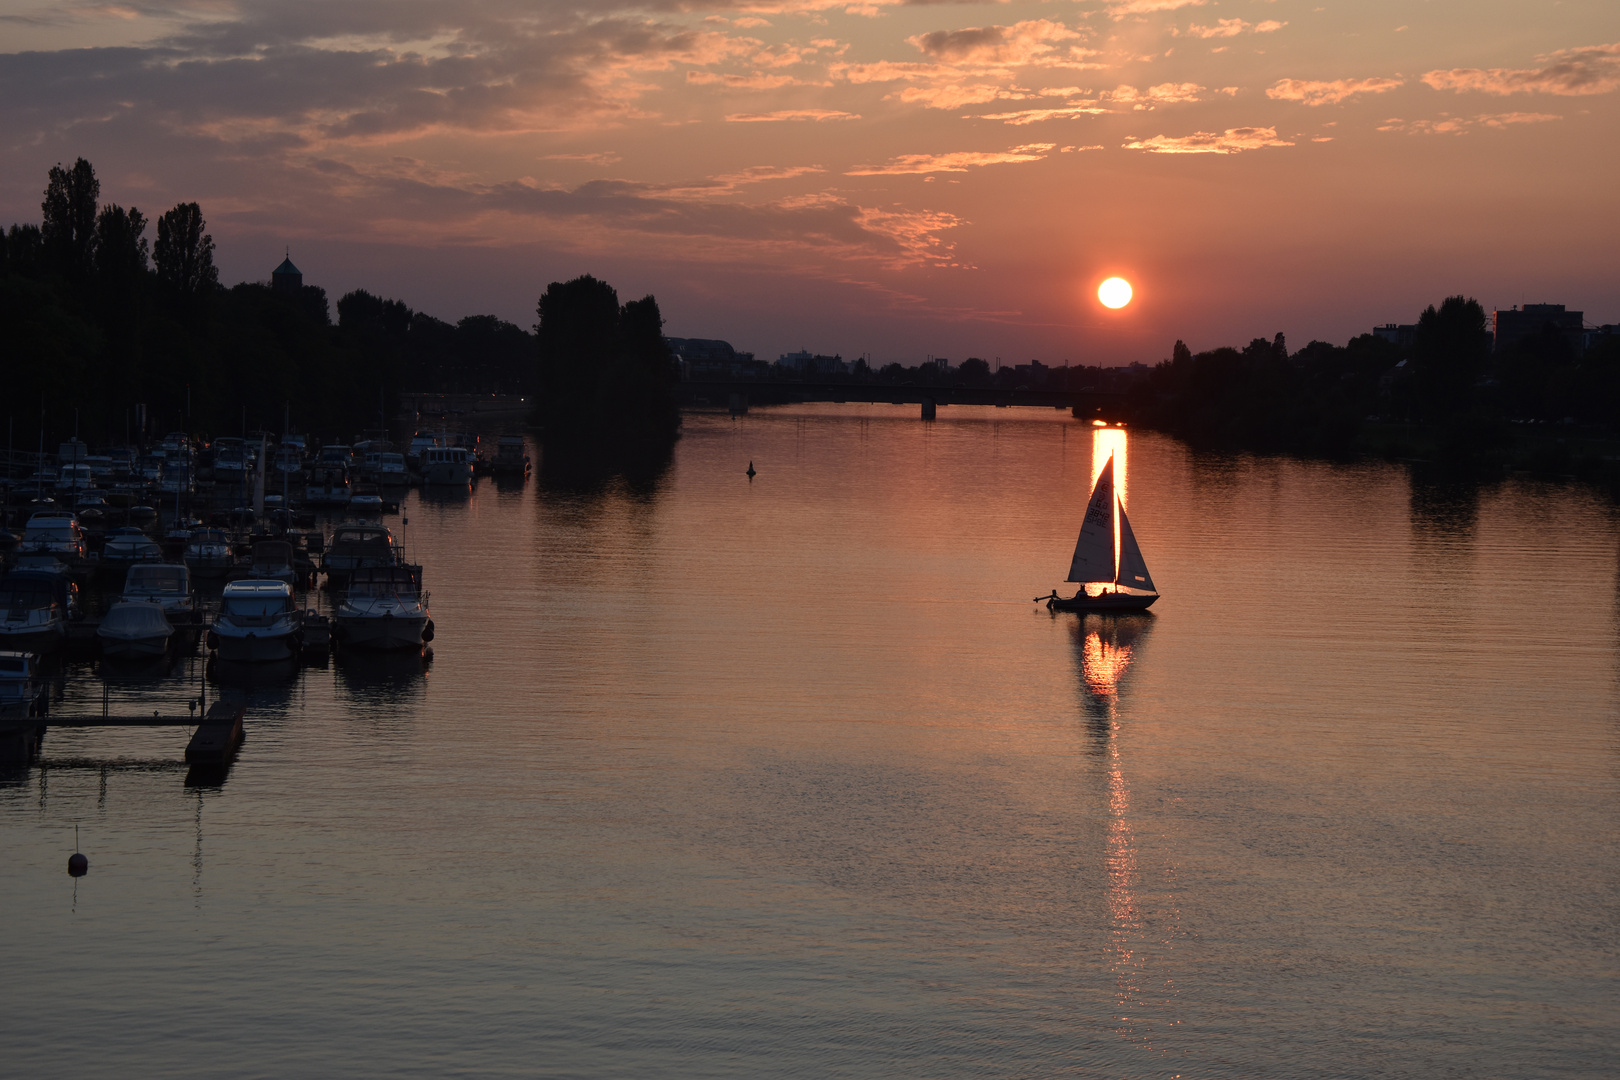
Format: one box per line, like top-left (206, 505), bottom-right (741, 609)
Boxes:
top-left (41, 158), bottom-right (100, 283)
top-left (153, 202), bottom-right (218, 303)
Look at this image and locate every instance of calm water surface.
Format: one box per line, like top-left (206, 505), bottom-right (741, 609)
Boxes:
top-left (3, 406), bottom-right (1617, 1078)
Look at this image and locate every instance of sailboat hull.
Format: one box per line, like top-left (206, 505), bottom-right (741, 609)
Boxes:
top-left (1047, 591), bottom-right (1158, 612)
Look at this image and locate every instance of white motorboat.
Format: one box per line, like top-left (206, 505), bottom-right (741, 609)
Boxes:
top-left (335, 565), bottom-right (432, 651)
top-left (1040, 453), bottom-right (1160, 613)
top-left (20, 511), bottom-right (86, 565)
top-left (406, 431), bottom-right (442, 471)
top-left (243, 540), bottom-right (298, 586)
top-left (374, 452), bottom-right (409, 486)
top-left (97, 600), bottom-right (172, 659)
top-left (0, 650), bottom-right (43, 718)
top-left (122, 562), bottom-right (194, 619)
top-left (101, 527), bottom-right (164, 575)
top-left (321, 524), bottom-right (400, 587)
top-left (185, 528), bottom-right (235, 577)
top-left (422, 446), bottom-right (473, 486)
top-left (0, 570), bottom-right (78, 652)
top-left (305, 464), bottom-right (351, 507)
top-left (209, 579), bottom-right (301, 662)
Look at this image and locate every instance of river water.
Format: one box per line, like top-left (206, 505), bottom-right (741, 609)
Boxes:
top-left (3, 405), bottom-right (1617, 1078)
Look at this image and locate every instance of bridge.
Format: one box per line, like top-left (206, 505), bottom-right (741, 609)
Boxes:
top-left (674, 381), bottom-right (1128, 420)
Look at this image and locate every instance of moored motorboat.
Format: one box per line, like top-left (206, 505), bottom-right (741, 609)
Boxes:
top-left (1040, 453), bottom-right (1160, 613)
top-left (121, 562), bottom-right (194, 619)
top-left (241, 540), bottom-right (298, 586)
top-left (209, 579), bottom-right (301, 662)
top-left (0, 569), bottom-right (79, 652)
top-left (100, 526), bottom-right (164, 577)
top-left (321, 523), bottom-right (400, 588)
top-left (422, 446), bottom-right (474, 486)
top-left (19, 511), bottom-right (86, 566)
top-left (335, 565), bottom-right (432, 651)
top-left (185, 528), bottom-right (235, 577)
top-left (0, 650), bottom-right (44, 718)
top-left (97, 600), bottom-right (173, 659)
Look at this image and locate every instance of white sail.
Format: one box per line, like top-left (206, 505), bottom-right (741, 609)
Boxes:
top-left (1067, 456), bottom-right (1117, 583)
top-left (1115, 506), bottom-right (1156, 593)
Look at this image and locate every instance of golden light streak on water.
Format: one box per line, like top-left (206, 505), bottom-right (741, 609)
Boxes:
top-left (1092, 426), bottom-right (1128, 581)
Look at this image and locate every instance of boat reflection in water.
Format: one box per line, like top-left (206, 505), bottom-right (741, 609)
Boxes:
top-left (335, 647), bottom-right (429, 710)
top-left (1067, 610), bottom-right (1182, 1053)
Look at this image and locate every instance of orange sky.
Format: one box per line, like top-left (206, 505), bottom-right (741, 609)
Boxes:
top-left (2, 0), bottom-right (1616, 365)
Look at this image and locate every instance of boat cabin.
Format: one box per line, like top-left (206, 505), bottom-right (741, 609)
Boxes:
top-left (220, 579), bottom-right (294, 618)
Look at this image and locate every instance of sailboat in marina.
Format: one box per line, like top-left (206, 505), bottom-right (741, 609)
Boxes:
top-left (1039, 454), bottom-right (1159, 612)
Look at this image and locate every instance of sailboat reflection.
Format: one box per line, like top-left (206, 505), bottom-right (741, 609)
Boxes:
top-left (1067, 612), bottom-right (1178, 1049)
top-left (1069, 614), bottom-right (1153, 749)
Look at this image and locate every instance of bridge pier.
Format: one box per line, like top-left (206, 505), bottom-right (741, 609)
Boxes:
top-left (921, 397), bottom-right (936, 421)
top-left (728, 392), bottom-right (748, 415)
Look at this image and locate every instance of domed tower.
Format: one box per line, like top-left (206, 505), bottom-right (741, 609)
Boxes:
top-left (271, 252), bottom-right (303, 295)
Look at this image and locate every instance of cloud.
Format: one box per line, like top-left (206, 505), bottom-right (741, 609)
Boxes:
top-left (1122, 126), bottom-right (1294, 153)
top-left (1267, 77), bottom-right (1404, 105)
top-left (724, 108), bottom-right (860, 121)
top-left (1378, 112), bottom-right (1562, 135)
top-left (908, 19), bottom-right (1086, 67)
top-left (687, 71), bottom-right (815, 88)
top-left (1182, 18), bottom-right (1285, 39)
top-left (975, 103), bottom-right (1107, 124)
top-left (1107, 0), bottom-right (1205, 16)
top-left (897, 83), bottom-right (1009, 108)
top-left (1104, 82), bottom-right (1207, 106)
top-left (1422, 42), bottom-right (1620, 96)
top-left (847, 142), bottom-right (1054, 174)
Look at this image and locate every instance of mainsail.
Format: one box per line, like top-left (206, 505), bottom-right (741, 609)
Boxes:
top-left (1067, 456), bottom-right (1117, 583)
top-left (1116, 507), bottom-right (1156, 593)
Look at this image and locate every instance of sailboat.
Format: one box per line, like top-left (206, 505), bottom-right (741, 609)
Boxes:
top-left (1039, 454), bottom-right (1159, 612)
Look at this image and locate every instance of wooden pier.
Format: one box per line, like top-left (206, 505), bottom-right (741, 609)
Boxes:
top-left (0, 701), bottom-right (245, 766)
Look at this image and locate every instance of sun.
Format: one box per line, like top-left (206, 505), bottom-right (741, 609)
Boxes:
top-left (1098, 277), bottom-right (1133, 309)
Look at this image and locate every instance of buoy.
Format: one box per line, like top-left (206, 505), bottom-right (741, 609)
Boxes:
top-left (68, 826), bottom-right (87, 877)
top-left (421, 620), bottom-right (434, 643)
top-left (746, 461), bottom-right (756, 478)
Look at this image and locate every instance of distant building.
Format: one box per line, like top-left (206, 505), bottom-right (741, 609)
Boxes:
top-left (1583, 324), bottom-right (1619, 352)
top-left (1493, 304), bottom-right (1584, 354)
top-left (1373, 323), bottom-right (1417, 350)
top-left (667, 337), bottom-right (768, 379)
top-left (271, 254), bottom-right (303, 295)
top-left (777, 349), bottom-right (848, 376)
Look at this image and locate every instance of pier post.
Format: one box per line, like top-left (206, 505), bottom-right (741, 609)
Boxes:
top-left (921, 397), bottom-right (936, 421)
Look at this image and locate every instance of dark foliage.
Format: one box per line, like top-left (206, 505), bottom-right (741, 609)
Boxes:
top-left (534, 275), bottom-right (680, 464)
top-left (3, 158), bottom-right (537, 449)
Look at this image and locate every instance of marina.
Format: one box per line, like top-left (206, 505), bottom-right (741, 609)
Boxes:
top-left (0, 427), bottom-right (472, 773)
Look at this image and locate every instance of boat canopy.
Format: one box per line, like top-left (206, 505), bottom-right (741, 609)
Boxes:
top-left (100, 601), bottom-right (171, 636)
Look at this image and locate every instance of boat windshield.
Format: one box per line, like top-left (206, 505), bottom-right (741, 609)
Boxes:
top-left (0, 583), bottom-right (55, 607)
top-left (223, 595), bottom-right (290, 617)
top-left (128, 566), bottom-right (187, 592)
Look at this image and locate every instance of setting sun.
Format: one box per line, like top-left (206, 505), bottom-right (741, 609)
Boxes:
top-left (1098, 278), bottom-right (1133, 310)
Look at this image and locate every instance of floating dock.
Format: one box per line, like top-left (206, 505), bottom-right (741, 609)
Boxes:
top-left (0, 701), bottom-right (245, 766)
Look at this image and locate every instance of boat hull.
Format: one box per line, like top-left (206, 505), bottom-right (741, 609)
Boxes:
top-left (213, 630), bottom-right (300, 663)
top-left (0, 623), bottom-right (67, 652)
top-left (98, 632), bottom-right (171, 659)
top-left (337, 614), bottom-right (427, 651)
top-left (1046, 591), bottom-right (1158, 612)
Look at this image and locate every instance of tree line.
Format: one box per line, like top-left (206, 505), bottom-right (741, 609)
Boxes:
top-left (1129, 297), bottom-right (1620, 467)
top-left (2, 158), bottom-right (538, 450)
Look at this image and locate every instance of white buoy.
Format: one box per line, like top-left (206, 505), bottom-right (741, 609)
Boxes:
top-left (68, 825), bottom-right (87, 877)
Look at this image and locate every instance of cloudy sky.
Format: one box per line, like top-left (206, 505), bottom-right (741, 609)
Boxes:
top-left (2, 0), bottom-right (1616, 364)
